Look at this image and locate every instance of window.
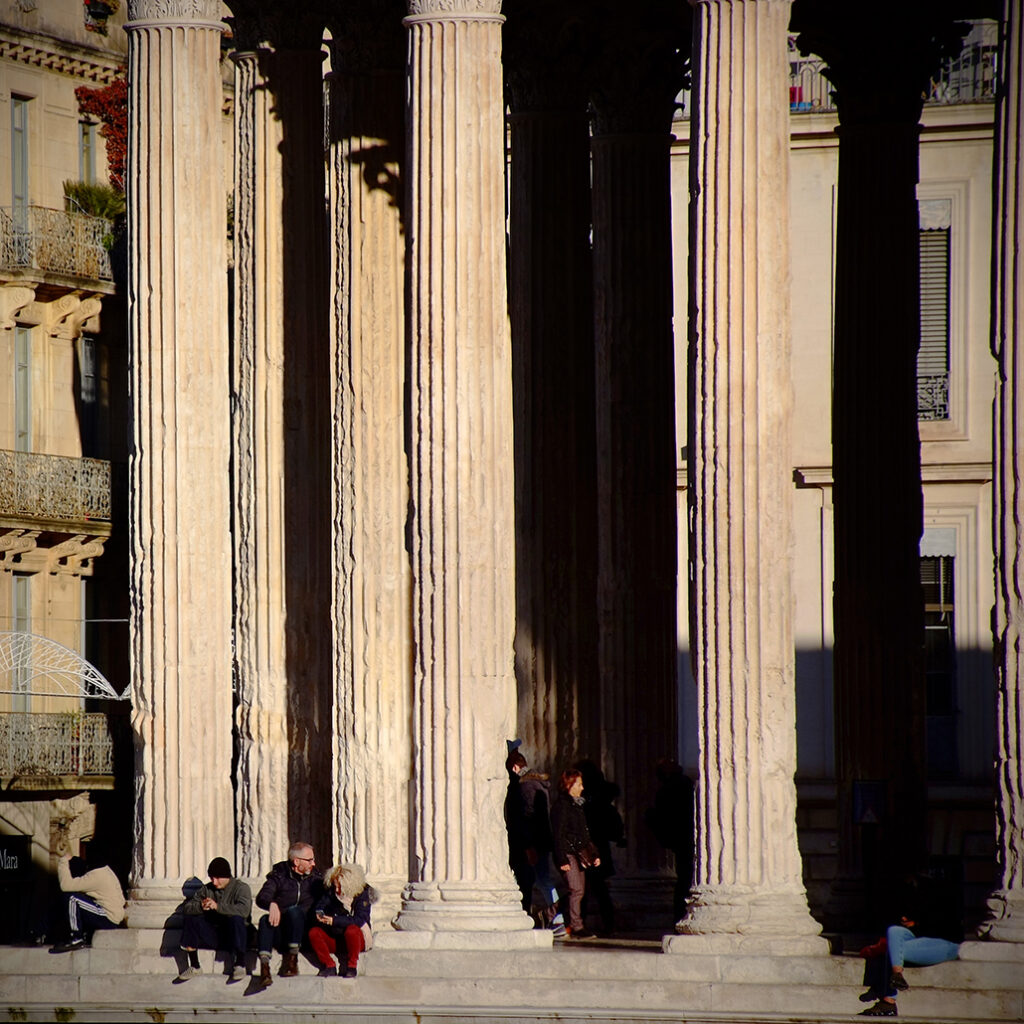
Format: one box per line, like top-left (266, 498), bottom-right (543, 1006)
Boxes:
top-left (11, 97), bottom-right (29, 227)
top-left (79, 334), bottom-right (97, 456)
top-left (12, 574), bottom-right (31, 713)
top-left (79, 121), bottom-right (97, 185)
top-left (15, 326), bottom-right (31, 453)
top-left (922, 555), bottom-right (956, 776)
top-left (918, 200), bottom-right (952, 421)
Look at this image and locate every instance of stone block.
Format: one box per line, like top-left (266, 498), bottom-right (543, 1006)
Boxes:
top-left (663, 933), bottom-right (832, 957)
top-left (373, 929), bottom-right (553, 951)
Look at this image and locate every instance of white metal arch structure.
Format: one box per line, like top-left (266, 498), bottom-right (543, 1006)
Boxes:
top-left (0, 631), bottom-right (126, 700)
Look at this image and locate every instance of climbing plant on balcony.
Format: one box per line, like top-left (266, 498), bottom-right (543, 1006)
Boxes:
top-left (75, 75), bottom-right (127, 192)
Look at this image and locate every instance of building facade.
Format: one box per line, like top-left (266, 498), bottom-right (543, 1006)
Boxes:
top-left (2, 0), bottom-right (1022, 955)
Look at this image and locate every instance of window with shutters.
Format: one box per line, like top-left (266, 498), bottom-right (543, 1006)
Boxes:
top-left (918, 200), bottom-right (952, 421)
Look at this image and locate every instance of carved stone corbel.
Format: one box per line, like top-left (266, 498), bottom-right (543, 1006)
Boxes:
top-left (46, 534), bottom-right (106, 576)
top-left (0, 529), bottom-right (41, 569)
top-left (0, 285), bottom-right (36, 329)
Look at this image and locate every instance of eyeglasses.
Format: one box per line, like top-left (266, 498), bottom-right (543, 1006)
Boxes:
top-left (295, 856), bottom-right (315, 862)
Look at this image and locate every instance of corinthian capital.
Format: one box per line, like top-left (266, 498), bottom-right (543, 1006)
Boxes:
top-left (406, 0), bottom-right (503, 17)
top-left (127, 0), bottom-right (223, 24)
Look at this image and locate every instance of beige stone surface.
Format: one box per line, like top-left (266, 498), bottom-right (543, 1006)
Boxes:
top-left (394, 0), bottom-right (530, 935)
top-left (125, 0), bottom-right (233, 913)
top-left (681, 0), bottom-right (824, 946)
top-left (988, 0), bottom-right (1024, 945)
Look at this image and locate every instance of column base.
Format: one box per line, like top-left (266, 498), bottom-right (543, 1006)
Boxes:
top-left (389, 880), bottom-right (538, 936)
top-left (125, 879), bottom-right (198, 930)
top-left (977, 889), bottom-right (1024, 943)
top-left (665, 883), bottom-right (829, 955)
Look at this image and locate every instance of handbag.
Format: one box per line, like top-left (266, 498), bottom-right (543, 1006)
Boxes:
top-left (576, 841), bottom-right (600, 869)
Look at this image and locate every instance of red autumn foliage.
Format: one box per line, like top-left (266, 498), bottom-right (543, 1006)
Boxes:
top-left (75, 75), bottom-right (127, 192)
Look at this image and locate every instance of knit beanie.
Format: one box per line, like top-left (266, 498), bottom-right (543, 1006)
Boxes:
top-left (207, 856), bottom-right (232, 878)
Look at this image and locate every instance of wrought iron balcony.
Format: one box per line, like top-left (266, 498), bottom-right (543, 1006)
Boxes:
top-left (0, 206), bottom-right (113, 282)
top-left (0, 450), bottom-right (111, 523)
top-left (788, 21), bottom-right (997, 114)
top-left (0, 711), bottom-right (117, 786)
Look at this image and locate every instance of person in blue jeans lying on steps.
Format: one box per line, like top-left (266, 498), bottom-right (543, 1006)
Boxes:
top-left (858, 913), bottom-right (960, 1017)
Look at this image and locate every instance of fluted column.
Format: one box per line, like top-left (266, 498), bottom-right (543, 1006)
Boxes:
top-left (504, 0), bottom-right (598, 776)
top-left (668, 0), bottom-right (826, 952)
top-left (589, 2), bottom-right (685, 898)
top-left (986, 0), bottom-right (1024, 944)
top-left (125, 0), bottom-right (232, 923)
top-left (387, 0), bottom-right (540, 943)
top-left (229, 31), bottom-right (288, 878)
top-left (326, 4), bottom-right (410, 921)
top-left (788, 4), bottom-right (968, 931)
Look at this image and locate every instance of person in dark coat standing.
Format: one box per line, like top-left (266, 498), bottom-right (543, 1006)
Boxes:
top-left (504, 748), bottom-right (557, 922)
top-left (550, 768), bottom-right (600, 939)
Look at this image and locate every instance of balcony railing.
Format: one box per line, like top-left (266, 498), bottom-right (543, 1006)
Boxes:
top-left (0, 450), bottom-right (111, 522)
top-left (0, 711), bottom-right (116, 780)
top-left (788, 20), bottom-right (998, 114)
top-left (918, 373), bottom-right (950, 421)
top-left (0, 206), bottom-right (113, 281)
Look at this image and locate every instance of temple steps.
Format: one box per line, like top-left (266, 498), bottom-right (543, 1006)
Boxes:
top-left (0, 932), bottom-right (1021, 1023)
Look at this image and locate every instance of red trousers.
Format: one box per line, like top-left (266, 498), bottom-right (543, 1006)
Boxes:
top-left (309, 924), bottom-right (365, 968)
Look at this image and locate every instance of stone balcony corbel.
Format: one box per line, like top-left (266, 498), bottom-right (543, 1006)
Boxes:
top-left (0, 283), bottom-right (36, 328)
top-left (0, 528), bottom-right (41, 569)
top-left (17, 291), bottom-right (105, 340)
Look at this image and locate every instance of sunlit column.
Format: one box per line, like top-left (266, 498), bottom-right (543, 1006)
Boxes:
top-left (125, 0), bottom-right (232, 924)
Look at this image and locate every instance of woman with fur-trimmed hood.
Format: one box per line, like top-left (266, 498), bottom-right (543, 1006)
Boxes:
top-left (309, 863), bottom-right (378, 978)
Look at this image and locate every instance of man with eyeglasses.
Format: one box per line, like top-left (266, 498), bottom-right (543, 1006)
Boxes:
top-left (253, 841), bottom-right (323, 989)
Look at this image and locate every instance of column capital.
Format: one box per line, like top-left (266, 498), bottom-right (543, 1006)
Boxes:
top-left (790, 1), bottom-right (974, 124)
top-left (588, 0), bottom-right (689, 135)
top-left (327, 0), bottom-right (405, 75)
top-left (126, 0), bottom-right (222, 27)
top-left (405, 0), bottom-right (503, 21)
top-left (503, 0), bottom-right (593, 114)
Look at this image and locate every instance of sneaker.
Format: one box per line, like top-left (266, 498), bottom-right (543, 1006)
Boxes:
top-left (889, 971), bottom-right (909, 991)
top-left (230, 963), bottom-right (247, 983)
top-left (551, 923), bottom-right (567, 938)
top-left (340, 965), bottom-right (357, 978)
top-left (860, 1001), bottom-right (898, 1017)
top-left (49, 938), bottom-right (86, 954)
top-left (568, 927), bottom-right (594, 939)
top-left (176, 965), bottom-right (202, 982)
top-left (318, 965), bottom-right (337, 978)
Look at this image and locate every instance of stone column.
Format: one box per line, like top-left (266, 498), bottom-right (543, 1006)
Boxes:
top-left (229, 6), bottom-right (334, 872)
top-left (387, 0), bottom-right (541, 943)
top-left (588, 2), bottom-right (685, 900)
top-left (669, 0), bottom-right (826, 952)
top-left (325, 3), bottom-right (411, 920)
top-left (125, 0), bottom-right (232, 923)
top-left (229, 24), bottom-right (288, 879)
top-left (789, 6), bottom-right (971, 930)
top-left (503, 0), bottom-right (599, 776)
top-left (986, 0), bottom-right (1024, 944)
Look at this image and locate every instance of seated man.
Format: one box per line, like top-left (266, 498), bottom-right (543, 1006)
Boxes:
top-left (254, 840), bottom-right (323, 989)
top-left (49, 852), bottom-right (126, 953)
top-left (177, 856), bottom-right (252, 983)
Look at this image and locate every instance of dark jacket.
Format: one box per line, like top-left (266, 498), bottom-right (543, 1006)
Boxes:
top-left (256, 862), bottom-right (324, 914)
top-left (314, 884), bottom-right (375, 932)
top-left (505, 771), bottom-right (554, 856)
top-left (550, 791), bottom-right (593, 866)
top-left (183, 877), bottom-right (252, 919)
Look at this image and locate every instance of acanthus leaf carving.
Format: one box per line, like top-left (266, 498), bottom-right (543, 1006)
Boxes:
top-left (127, 0), bottom-right (222, 23)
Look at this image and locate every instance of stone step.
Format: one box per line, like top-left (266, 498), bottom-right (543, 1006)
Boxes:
top-left (10, 935), bottom-right (1020, 996)
top-left (0, 969), bottom-right (1021, 1022)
